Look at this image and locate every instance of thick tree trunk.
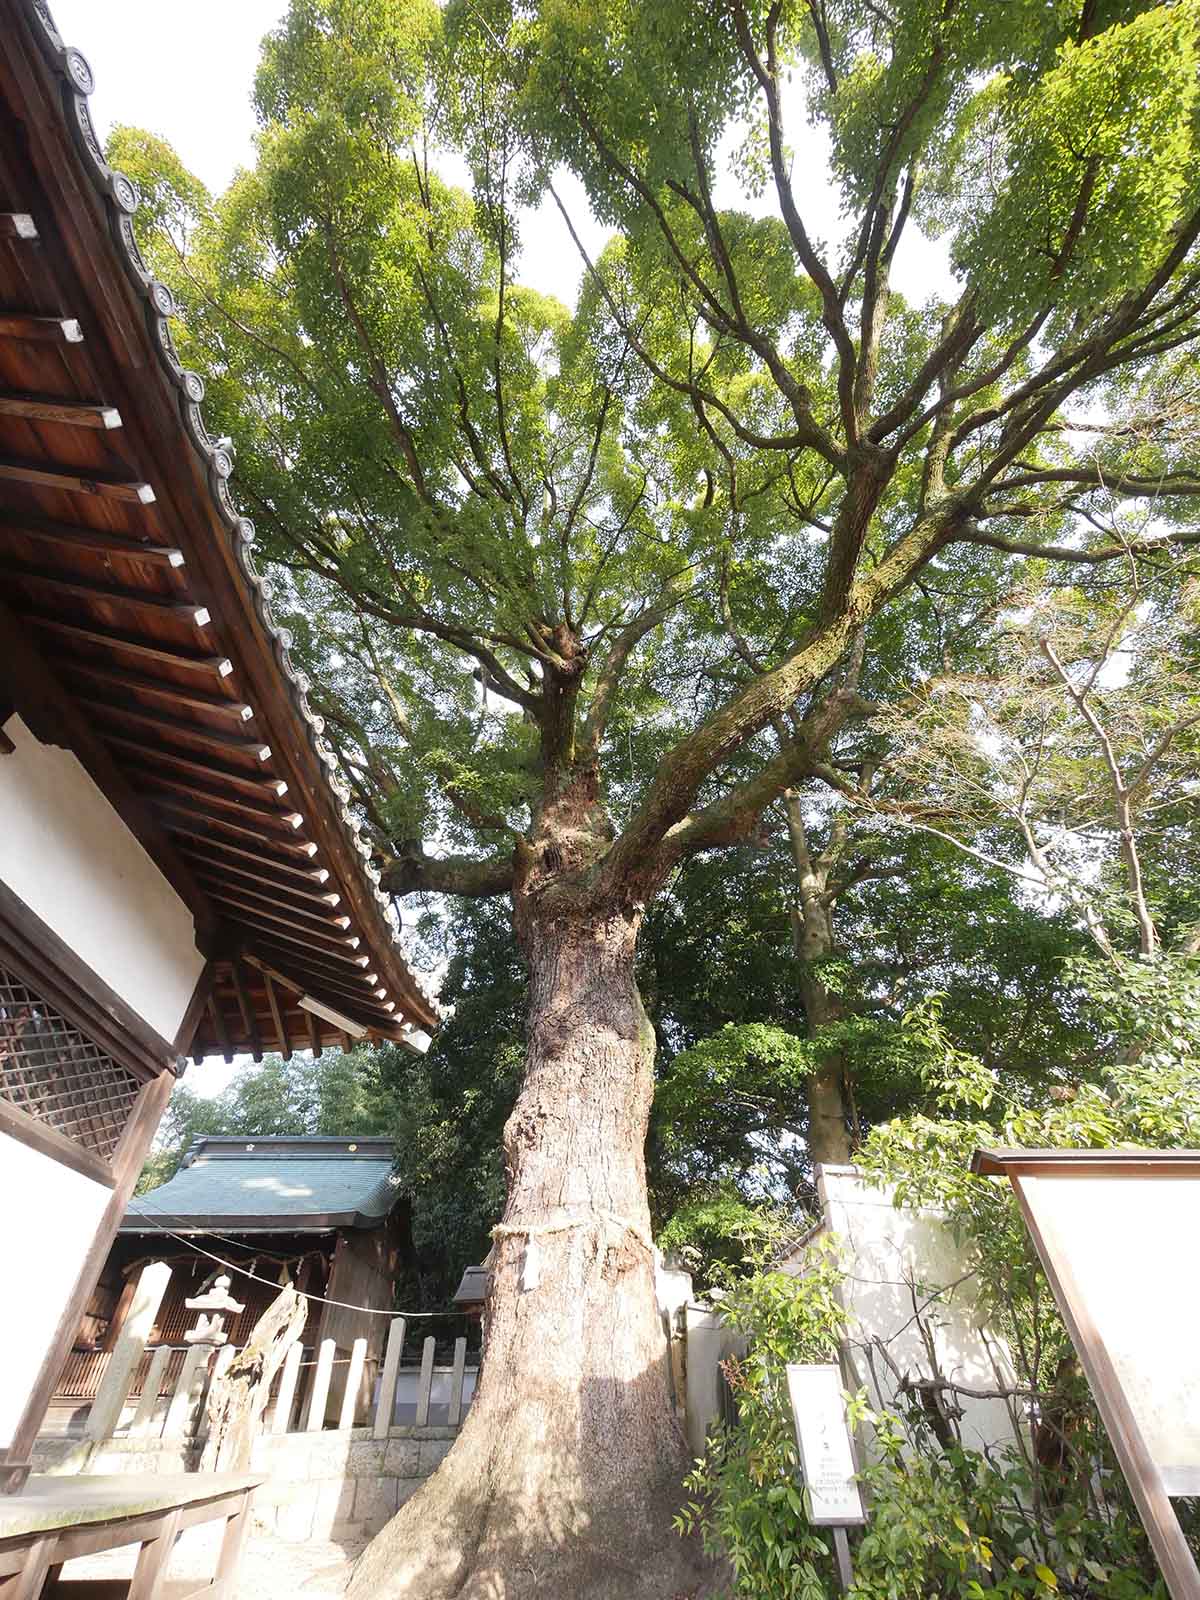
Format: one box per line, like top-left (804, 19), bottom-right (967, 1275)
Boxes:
top-left (348, 904), bottom-right (715, 1600)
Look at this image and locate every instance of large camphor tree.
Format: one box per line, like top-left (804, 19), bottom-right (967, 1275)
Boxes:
top-left (116, 0), bottom-right (1200, 1590)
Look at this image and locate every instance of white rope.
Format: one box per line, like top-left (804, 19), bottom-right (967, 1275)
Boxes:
top-left (492, 1210), bottom-right (655, 1255)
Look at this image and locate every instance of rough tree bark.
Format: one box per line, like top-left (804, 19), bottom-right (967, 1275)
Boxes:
top-left (351, 800), bottom-right (716, 1599)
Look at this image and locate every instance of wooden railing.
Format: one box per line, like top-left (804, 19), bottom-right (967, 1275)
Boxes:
top-left (55, 1318), bottom-right (480, 1449)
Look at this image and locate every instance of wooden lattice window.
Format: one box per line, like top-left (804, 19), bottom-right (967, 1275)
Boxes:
top-left (0, 960), bottom-right (140, 1162)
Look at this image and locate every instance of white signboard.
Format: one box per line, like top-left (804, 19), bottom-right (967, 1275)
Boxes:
top-left (785, 1363), bottom-right (866, 1526)
top-left (1020, 1174), bottom-right (1200, 1495)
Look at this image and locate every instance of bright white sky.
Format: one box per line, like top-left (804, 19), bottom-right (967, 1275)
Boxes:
top-left (49, 0), bottom-right (954, 310)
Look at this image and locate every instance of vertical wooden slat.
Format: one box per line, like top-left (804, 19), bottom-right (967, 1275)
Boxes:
top-left (306, 1339), bottom-right (335, 1432)
top-left (272, 1341), bottom-right (303, 1435)
top-left (447, 1337), bottom-right (467, 1427)
top-left (125, 1508), bottom-right (182, 1600)
top-left (306, 1005), bottom-right (321, 1058)
top-left (212, 1490), bottom-right (254, 1598)
top-left (373, 1318), bottom-right (406, 1439)
top-left (207, 992), bottom-right (233, 1065)
top-left (130, 1346), bottom-right (173, 1437)
top-left (229, 958), bottom-right (263, 1062)
top-left (86, 1262), bottom-right (172, 1441)
top-left (11, 1535), bottom-right (56, 1600)
top-left (339, 1337), bottom-right (368, 1431)
top-left (163, 1347), bottom-right (210, 1439)
top-left (414, 1337), bottom-right (436, 1428)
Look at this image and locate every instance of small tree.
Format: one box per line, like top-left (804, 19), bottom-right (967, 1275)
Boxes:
top-left (114, 0), bottom-right (1200, 1589)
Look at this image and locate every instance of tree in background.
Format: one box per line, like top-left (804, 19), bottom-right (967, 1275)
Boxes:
top-left (111, 0), bottom-right (1200, 1588)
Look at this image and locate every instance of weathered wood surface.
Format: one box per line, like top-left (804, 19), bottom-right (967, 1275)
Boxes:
top-left (200, 1286), bottom-right (307, 1472)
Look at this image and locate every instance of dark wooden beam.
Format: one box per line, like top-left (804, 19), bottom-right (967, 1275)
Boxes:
top-left (305, 1004), bottom-right (322, 1058)
top-left (0, 393), bottom-right (122, 429)
top-left (262, 968), bottom-right (291, 1061)
top-left (0, 311), bottom-right (80, 341)
top-left (162, 826), bottom-right (327, 886)
top-left (187, 868), bottom-right (348, 933)
top-left (0, 511), bottom-right (183, 565)
top-left (0, 214), bottom-right (37, 239)
top-left (198, 887), bottom-right (361, 955)
top-left (149, 795), bottom-right (318, 859)
top-left (206, 990), bottom-right (233, 1065)
top-left (174, 840), bottom-right (338, 906)
top-left (229, 957), bottom-right (262, 1062)
top-left (2, 566), bottom-right (208, 624)
top-left (102, 737), bottom-right (291, 804)
top-left (26, 615), bottom-right (232, 676)
top-left (77, 695), bottom-right (272, 763)
top-left (56, 657), bottom-right (252, 721)
top-left (0, 455), bottom-right (153, 502)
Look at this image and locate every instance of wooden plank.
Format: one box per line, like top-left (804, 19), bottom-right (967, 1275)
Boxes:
top-left (181, 839), bottom-right (328, 891)
top-left (26, 614), bottom-right (232, 676)
top-left (0, 1096), bottom-right (113, 1189)
top-left (271, 1339), bottom-right (304, 1434)
top-left (197, 894), bottom-right (360, 956)
top-left (150, 798), bottom-right (317, 858)
top-left (0, 313), bottom-right (80, 342)
top-left (125, 1507), bottom-right (182, 1600)
top-left (0, 394), bottom-right (121, 429)
top-left (101, 737), bottom-right (288, 802)
top-left (229, 959), bottom-right (262, 1062)
top-left (0, 214), bottom-right (38, 239)
top-left (0, 457), bottom-right (153, 502)
top-left (77, 695), bottom-right (271, 762)
top-left (140, 776), bottom-right (302, 832)
top-left (414, 1338), bottom-right (436, 1427)
top-left (373, 1318), bottom-right (406, 1439)
top-left (211, 1491), bottom-right (253, 1599)
top-left (58, 658), bottom-right (250, 718)
top-left (0, 512), bottom-right (183, 565)
top-left (2, 568), bottom-right (206, 624)
top-left (447, 1337), bottom-right (467, 1427)
top-left (130, 1346), bottom-right (173, 1437)
top-left (261, 970), bottom-right (292, 1062)
top-left (305, 1340), bottom-right (335, 1431)
top-left (338, 1337), bottom-right (367, 1431)
top-left (305, 1004), bottom-right (322, 1058)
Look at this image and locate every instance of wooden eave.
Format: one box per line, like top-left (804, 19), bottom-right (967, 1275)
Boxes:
top-left (0, 0), bottom-right (438, 1062)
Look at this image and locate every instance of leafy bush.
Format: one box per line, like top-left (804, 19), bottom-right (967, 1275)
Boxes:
top-left (677, 966), bottom-right (1200, 1597)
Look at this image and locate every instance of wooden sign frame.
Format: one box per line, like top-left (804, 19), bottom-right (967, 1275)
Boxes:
top-left (972, 1149), bottom-right (1200, 1600)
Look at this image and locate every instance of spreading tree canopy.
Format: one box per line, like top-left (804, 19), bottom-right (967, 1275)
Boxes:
top-left (112, 0), bottom-right (1200, 1590)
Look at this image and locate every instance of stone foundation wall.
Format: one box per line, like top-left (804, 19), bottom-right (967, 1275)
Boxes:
top-left (248, 1425), bottom-right (457, 1543)
top-left (32, 1436), bottom-right (194, 1476)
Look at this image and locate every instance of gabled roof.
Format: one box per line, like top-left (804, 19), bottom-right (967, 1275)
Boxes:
top-left (122, 1135), bottom-right (403, 1233)
top-left (0, 0), bottom-right (438, 1058)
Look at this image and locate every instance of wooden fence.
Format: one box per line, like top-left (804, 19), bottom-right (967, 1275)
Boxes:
top-left (62, 1319), bottom-right (479, 1449)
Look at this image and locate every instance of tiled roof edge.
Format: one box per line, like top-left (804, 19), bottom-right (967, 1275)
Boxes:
top-left (23, 0), bottom-right (439, 1023)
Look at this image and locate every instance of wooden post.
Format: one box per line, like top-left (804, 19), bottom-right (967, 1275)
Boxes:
top-left (306, 1339), bottom-right (335, 1431)
top-left (448, 1338), bottom-right (467, 1427)
top-left (373, 1318), bottom-right (406, 1439)
top-left (162, 1347), bottom-right (210, 1439)
top-left (86, 1261), bottom-right (172, 1441)
top-left (414, 1337), bottom-right (436, 1427)
top-left (130, 1345), bottom-right (172, 1437)
top-left (273, 1341), bottom-right (304, 1435)
top-left (832, 1528), bottom-right (854, 1594)
top-left (126, 1507), bottom-right (182, 1600)
top-left (338, 1337), bottom-right (367, 1431)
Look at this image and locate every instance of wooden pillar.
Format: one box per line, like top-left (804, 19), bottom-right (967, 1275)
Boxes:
top-left (0, 1069), bottom-right (174, 1493)
top-left (86, 1261), bottom-right (172, 1441)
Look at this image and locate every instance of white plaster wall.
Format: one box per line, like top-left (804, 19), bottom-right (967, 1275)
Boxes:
top-left (784, 1165), bottom-right (1019, 1455)
top-left (0, 1132), bottom-right (110, 1448)
top-left (0, 715), bottom-right (204, 1041)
